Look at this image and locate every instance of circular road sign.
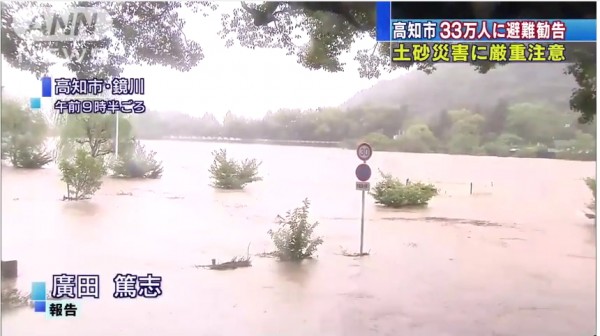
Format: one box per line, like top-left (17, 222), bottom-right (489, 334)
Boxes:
top-left (356, 143), bottom-right (373, 161)
top-left (355, 163), bottom-right (372, 182)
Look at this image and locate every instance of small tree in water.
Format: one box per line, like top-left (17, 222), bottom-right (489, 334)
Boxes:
top-left (208, 148), bottom-right (261, 189)
top-left (370, 170), bottom-right (438, 208)
top-left (110, 139), bottom-right (163, 179)
top-left (58, 114), bottom-right (134, 159)
top-left (59, 149), bottom-right (106, 200)
top-left (584, 177), bottom-right (596, 214)
top-left (268, 198), bottom-right (324, 261)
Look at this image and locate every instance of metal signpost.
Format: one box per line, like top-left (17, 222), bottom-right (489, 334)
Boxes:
top-left (355, 143), bottom-right (372, 255)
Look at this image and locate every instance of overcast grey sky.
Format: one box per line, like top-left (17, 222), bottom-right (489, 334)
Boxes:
top-left (1, 2), bottom-right (402, 120)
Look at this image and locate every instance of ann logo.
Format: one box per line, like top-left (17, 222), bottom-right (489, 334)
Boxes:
top-left (28, 11), bottom-right (99, 39)
top-left (13, 7), bottom-right (113, 42)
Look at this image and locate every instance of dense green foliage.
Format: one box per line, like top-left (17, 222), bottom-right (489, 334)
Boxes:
top-left (370, 171), bottom-right (438, 208)
top-left (1, 3), bottom-right (595, 123)
top-left (268, 198), bottom-right (324, 261)
top-left (110, 140), bottom-right (163, 179)
top-left (208, 149), bottom-right (262, 190)
top-left (1, 2), bottom-right (209, 79)
top-left (1, 100), bottom-right (53, 168)
top-left (59, 149), bottom-right (106, 201)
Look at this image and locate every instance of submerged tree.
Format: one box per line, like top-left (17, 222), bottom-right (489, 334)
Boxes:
top-left (59, 149), bottom-right (106, 200)
top-left (110, 139), bottom-right (163, 179)
top-left (584, 177), bottom-right (596, 215)
top-left (1, 99), bottom-right (53, 168)
top-left (58, 114), bottom-right (133, 159)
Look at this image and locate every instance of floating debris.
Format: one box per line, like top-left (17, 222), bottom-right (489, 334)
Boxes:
top-left (195, 256), bottom-right (252, 270)
top-left (337, 246), bottom-right (370, 257)
top-left (195, 244), bottom-right (252, 270)
top-left (166, 196), bottom-right (184, 200)
top-left (255, 251), bottom-right (278, 258)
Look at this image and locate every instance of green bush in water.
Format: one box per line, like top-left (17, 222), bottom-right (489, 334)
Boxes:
top-left (208, 148), bottom-right (262, 190)
top-left (370, 170), bottom-right (438, 208)
top-left (59, 149), bottom-right (106, 200)
top-left (268, 198), bottom-right (324, 261)
top-left (111, 140), bottom-right (163, 179)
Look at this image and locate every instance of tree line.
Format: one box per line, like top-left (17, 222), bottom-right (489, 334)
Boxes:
top-left (2, 2), bottom-right (595, 124)
top-left (132, 101), bottom-right (596, 160)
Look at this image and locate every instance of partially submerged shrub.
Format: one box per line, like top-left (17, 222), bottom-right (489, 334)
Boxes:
top-left (209, 148), bottom-right (262, 189)
top-left (1, 100), bottom-right (53, 168)
top-left (268, 198), bottom-right (324, 261)
top-left (7, 143), bottom-right (54, 168)
top-left (585, 177), bottom-right (596, 213)
top-left (370, 171), bottom-right (438, 208)
top-left (2, 288), bottom-right (30, 312)
top-left (111, 140), bottom-right (163, 179)
top-left (59, 149), bottom-right (106, 200)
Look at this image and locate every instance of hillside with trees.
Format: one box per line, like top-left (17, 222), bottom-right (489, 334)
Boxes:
top-left (342, 63), bottom-right (576, 114)
top-left (130, 63), bottom-right (595, 161)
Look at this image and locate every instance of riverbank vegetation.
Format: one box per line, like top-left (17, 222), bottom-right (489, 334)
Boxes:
top-left (127, 63), bottom-right (594, 162)
top-left (209, 148), bottom-right (262, 190)
top-left (1, 100), bottom-right (53, 168)
top-left (268, 198), bottom-right (324, 261)
top-left (132, 101), bottom-right (595, 161)
top-left (371, 171), bottom-right (438, 208)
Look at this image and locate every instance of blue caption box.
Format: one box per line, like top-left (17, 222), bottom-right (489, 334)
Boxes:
top-left (31, 282), bottom-right (46, 301)
top-left (33, 301), bottom-right (46, 313)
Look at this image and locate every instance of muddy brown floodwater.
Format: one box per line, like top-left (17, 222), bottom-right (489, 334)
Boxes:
top-left (1, 141), bottom-right (596, 336)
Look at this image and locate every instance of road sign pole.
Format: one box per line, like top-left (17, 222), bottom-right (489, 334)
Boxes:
top-left (360, 188), bottom-right (366, 255)
top-left (355, 142), bottom-right (372, 256)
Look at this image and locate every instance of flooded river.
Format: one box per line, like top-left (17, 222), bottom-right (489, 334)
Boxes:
top-left (1, 141), bottom-right (596, 336)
